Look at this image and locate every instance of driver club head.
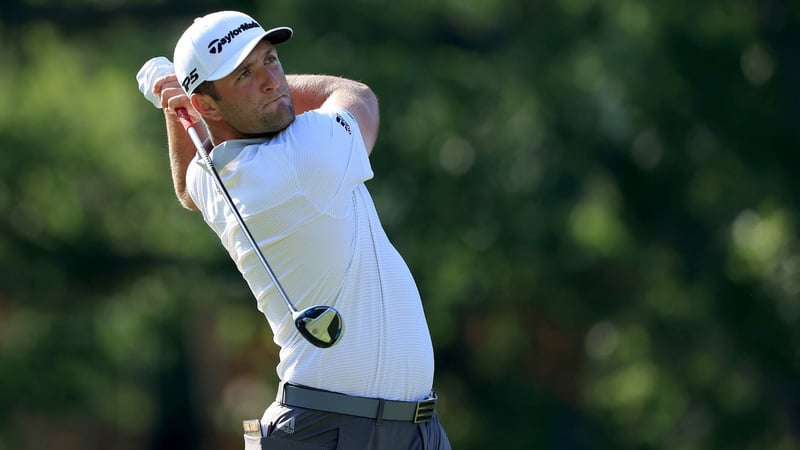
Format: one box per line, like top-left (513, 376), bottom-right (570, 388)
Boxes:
top-left (293, 306), bottom-right (344, 348)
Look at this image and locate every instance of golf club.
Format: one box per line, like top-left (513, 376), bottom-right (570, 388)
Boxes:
top-left (176, 108), bottom-right (344, 348)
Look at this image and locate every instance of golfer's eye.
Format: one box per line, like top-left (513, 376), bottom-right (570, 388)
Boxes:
top-left (238, 69), bottom-right (251, 80)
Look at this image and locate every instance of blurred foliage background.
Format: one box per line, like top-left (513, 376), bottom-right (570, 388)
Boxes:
top-left (1, 0), bottom-right (799, 449)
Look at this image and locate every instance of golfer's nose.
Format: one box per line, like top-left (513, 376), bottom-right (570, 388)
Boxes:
top-left (259, 67), bottom-right (280, 91)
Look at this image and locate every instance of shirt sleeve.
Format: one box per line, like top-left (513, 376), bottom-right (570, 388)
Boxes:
top-left (286, 107), bottom-right (374, 215)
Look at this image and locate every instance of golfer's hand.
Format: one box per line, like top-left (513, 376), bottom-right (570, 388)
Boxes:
top-left (154, 75), bottom-right (202, 123)
top-left (136, 56), bottom-right (174, 108)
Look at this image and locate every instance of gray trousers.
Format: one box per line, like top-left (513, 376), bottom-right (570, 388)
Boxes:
top-left (244, 401), bottom-right (452, 450)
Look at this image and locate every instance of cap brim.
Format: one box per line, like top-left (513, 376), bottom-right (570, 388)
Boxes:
top-left (263, 27), bottom-right (293, 45)
top-left (206, 26), bottom-right (293, 82)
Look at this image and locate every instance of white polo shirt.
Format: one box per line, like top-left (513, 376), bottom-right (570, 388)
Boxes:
top-left (186, 107), bottom-right (434, 401)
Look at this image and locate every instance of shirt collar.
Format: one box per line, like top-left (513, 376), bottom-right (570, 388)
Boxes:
top-left (194, 137), bottom-right (268, 171)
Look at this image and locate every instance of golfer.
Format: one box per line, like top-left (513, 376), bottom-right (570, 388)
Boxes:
top-left (137, 10), bottom-right (451, 450)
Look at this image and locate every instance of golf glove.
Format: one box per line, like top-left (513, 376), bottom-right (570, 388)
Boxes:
top-left (136, 56), bottom-right (174, 109)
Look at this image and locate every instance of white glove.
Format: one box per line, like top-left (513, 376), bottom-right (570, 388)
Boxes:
top-left (136, 57), bottom-right (174, 109)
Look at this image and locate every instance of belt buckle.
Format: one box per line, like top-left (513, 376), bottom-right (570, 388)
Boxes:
top-left (413, 396), bottom-right (437, 423)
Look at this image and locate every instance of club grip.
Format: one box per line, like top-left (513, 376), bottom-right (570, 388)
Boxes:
top-left (176, 108), bottom-right (194, 131)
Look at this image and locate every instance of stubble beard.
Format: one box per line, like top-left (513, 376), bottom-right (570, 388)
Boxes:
top-left (260, 101), bottom-right (296, 135)
top-left (223, 96), bottom-right (296, 138)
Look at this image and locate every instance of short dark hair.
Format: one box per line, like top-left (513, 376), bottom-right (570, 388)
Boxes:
top-left (194, 80), bottom-right (218, 100)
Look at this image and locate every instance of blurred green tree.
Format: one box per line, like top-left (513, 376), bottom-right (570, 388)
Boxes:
top-left (0, 0), bottom-right (798, 449)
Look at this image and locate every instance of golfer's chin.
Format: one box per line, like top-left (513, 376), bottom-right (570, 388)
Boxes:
top-left (242, 112), bottom-right (295, 139)
top-left (268, 98), bottom-right (295, 124)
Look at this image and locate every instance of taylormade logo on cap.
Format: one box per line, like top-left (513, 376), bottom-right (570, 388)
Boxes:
top-left (173, 11), bottom-right (292, 95)
top-left (207, 21), bottom-right (260, 54)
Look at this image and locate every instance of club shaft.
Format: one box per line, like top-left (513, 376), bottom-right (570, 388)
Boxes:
top-left (176, 108), bottom-right (298, 313)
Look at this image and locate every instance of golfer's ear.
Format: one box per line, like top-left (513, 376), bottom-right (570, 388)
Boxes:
top-left (192, 94), bottom-right (222, 121)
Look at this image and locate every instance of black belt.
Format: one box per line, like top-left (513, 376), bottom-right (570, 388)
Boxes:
top-left (276, 382), bottom-right (438, 423)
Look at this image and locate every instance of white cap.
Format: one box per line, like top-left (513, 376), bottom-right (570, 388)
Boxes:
top-left (173, 11), bottom-right (292, 95)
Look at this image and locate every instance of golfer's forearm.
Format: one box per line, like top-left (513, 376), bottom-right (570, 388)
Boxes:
top-left (288, 75), bottom-right (376, 114)
top-left (288, 75), bottom-right (346, 113)
top-left (287, 74), bottom-right (379, 153)
top-left (165, 110), bottom-right (202, 210)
